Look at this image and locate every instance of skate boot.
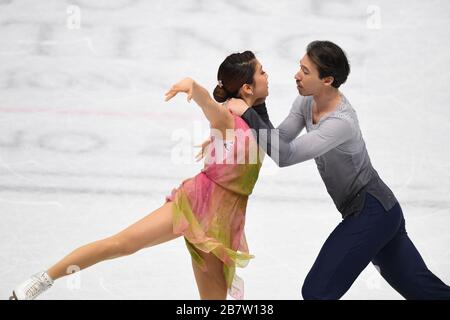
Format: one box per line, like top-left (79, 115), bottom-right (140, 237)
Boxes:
top-left (9, 271), bottom-right (54, 300)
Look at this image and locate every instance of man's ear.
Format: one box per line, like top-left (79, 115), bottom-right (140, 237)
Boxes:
top-left (322, 76), bottom-right (335, 87)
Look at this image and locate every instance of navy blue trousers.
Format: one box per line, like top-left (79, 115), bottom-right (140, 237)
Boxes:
top-left (302, 193), bottom-right (450, 299)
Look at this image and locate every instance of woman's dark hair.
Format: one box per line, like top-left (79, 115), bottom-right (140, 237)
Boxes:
top-left (213, 51), bottom-right (257, 103)
top-left (306, 41), bottom-right (350, 88)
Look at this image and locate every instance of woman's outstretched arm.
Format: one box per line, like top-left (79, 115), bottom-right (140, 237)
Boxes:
top-left (165, 77), bottom-right (233, 130)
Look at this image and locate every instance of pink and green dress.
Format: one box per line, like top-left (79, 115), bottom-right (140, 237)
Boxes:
top-left (165, 112), bottom-right (264, 299)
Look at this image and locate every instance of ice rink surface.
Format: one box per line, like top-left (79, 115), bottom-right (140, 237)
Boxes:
top-left (1, 0), bottom-right (450, 299)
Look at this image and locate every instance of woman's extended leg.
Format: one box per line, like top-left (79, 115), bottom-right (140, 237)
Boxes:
top-left (47, 201), bottom-right (179, 281)
top-left (191, 249), bottom-right (228, 300)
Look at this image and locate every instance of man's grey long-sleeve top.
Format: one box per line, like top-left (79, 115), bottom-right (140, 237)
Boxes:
top-left (241, 94), bottom-right (398, 218)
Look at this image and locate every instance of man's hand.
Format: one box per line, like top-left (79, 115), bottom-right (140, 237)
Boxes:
top-left (225, 98), bottom-right (250, 116)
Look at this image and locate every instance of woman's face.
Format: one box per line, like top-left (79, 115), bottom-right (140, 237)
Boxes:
top-left (251, 60), bottom-right (269, 99)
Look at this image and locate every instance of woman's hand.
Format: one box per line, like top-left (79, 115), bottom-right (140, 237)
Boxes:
top-left (225, 98), bottom-right (250, 116)
top-left (164, 77), bottom-right (231, 130)
top-left (165, 77), bottom-right (195, 102)
top-left (194, 137), bottom-right (212, 162)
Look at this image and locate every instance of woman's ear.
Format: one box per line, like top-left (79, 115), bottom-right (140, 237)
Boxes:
top-left (240, 84), bottom-right (254, 96)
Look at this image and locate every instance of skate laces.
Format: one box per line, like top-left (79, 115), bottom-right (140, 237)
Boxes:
top-left (25, 272), bottom-right (53, 299)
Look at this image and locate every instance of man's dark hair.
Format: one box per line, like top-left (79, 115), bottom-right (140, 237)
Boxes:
top-left (306, 41), bottom-right (350, 88)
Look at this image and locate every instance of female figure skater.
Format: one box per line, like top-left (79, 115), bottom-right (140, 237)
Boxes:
top-left (226, 41), bottom-right (450, 299)
top-left (10, 50), bottom-right (269, 300)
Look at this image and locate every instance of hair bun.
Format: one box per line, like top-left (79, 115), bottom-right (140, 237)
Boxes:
top-left (213, 85), bottom-right (229, 103)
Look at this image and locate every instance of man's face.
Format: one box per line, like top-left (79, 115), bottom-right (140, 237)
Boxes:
top-left (294, 54), bottom-right (328, 96)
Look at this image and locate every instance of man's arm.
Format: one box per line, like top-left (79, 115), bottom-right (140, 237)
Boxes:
top-left (276, 96), bottom-right (306, 142)
top-left (241, 108), bottom-right (353, 167)
top-left (240, 96), bottom-right (306, 146)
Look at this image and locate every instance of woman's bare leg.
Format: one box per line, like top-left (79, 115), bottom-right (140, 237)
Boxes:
top-left (46, 201), bottom-right (179, 281)
top-left (191, 250), bottom-right (227, 300)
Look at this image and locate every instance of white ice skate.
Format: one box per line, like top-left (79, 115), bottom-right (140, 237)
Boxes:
top-left (9, 271), bottom-right (54, 300)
